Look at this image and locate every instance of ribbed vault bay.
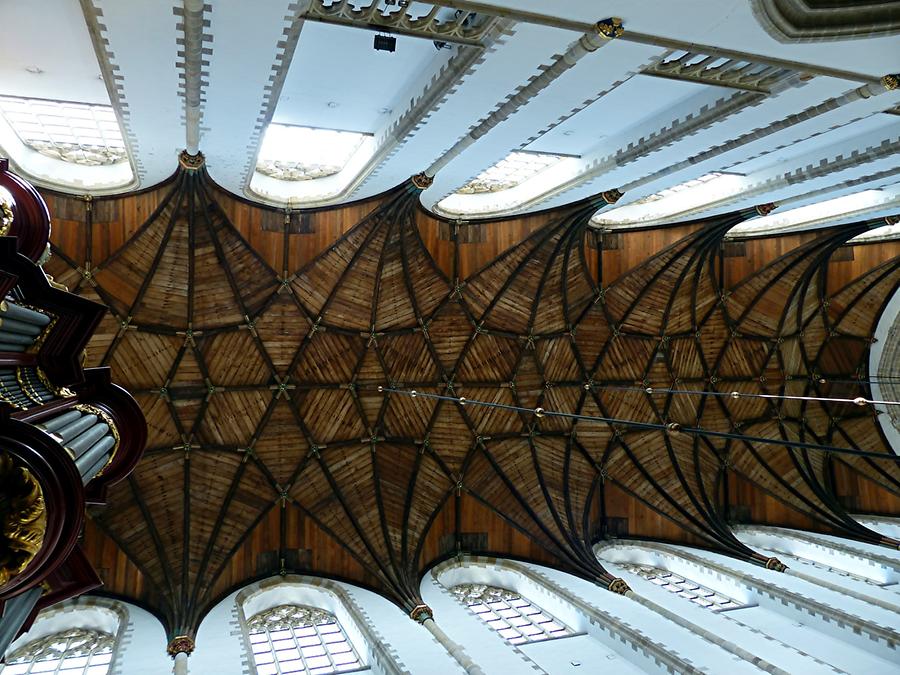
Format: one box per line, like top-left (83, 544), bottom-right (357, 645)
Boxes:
top-left (42, 163), bottom-right (900, 635)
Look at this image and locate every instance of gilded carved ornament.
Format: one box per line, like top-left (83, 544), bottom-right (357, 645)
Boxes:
top-left (601, 188), bottom-right (624, 205)
top-left (595, 17), bottom-right (624, 40)
top-left (166, 634), bottom-right (195, 656)
top-left (607, 577), bottom-right (631, 594)
top-left (409, 603), bottom-right (433, 622)
top-left (411, 172), bottom-right (434, 190)
top-left (178, 150), bottom-right (206, 171)
top-left (0, 194), bottom-right (13, 237)
top-left (765, 556), bottom-right (787, 572)
top-left (0, 452), bottom-right (47, 587)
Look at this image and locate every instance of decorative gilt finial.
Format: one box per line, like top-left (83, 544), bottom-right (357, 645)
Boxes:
top-left (601, 188), bottom-right (624, 205)
top-left (178, 150), bottom-right (206, 171)
top-left (595, 17), bottom-right (624, 39)
top-left (755, 202), bottom-right (777, 216)
top-left (881, 73), bottom-right (900, 91)
top-left (166, 635), bottom-right (195, 657)
top-left (411, 172), bottom-right (433, 190)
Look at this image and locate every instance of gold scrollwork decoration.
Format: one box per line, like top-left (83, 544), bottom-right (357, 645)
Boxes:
top-left (595, 17), bottom-right (624, 40)
top-left (166, 635), bottom-right (195, 656)
top-left (36, 368), bottom-right (75, 399)
top-left (16, 368), bottom-right (46, 405)
top-left (0, 452), bottom-right (47, 587)
top-left (0, 196), bottom-right (13, 237)
top-left (411, 172), bottom-right (434, 190)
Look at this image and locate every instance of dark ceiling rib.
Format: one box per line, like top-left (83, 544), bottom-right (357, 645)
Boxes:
top-left (98, 176), bottom-right (188, 365)
top-left (45, 160), bottom-right (900, 636)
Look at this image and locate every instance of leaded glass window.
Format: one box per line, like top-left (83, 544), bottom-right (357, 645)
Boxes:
top-left (255, 125), bottom-right (367, 181)
top-left (450, 584), bottom-right (571, 645)
top-left (620, 564), bottom-right (747, 611)
top-left (247, 605), bottom-right (364, 675)
top-left (0, 97), bottom-right (126, 167)
top-left (1, 628), bottom-right (114, 675)
top-left (456, 152), bottom-right (564, 194)
top-left (786, 554), bottom-right (886, 587)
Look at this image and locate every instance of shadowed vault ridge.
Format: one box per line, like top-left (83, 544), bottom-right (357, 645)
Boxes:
top-left (42, 161), bottom-right (900, 636)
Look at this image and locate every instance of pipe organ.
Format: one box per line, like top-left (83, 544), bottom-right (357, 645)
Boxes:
top-left (0, 158), bottom-right (147, 657)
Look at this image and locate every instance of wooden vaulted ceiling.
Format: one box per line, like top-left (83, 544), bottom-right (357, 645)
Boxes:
top-left (40, 159), bottom-right (900, 636)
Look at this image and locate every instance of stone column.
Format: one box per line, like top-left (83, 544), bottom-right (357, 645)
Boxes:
top-left (167, 635), bottom-right (195, 675)
top-left (410, 604), bottom-right (484, 675)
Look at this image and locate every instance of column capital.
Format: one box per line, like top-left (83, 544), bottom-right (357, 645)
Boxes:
top-left (167, 635), bottom-right (195, 657)
top-left (607, 577), bottom-right (631, 594)
top-left (409, 603), bottom-right (433, 623)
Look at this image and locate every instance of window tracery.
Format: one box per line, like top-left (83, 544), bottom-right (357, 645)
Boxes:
top-left (246, 604), bottom-right (364, 675)
top-left (0, 97), bottom-right (127, 167)
top-left (619, 564), bottom-right (747, 611)
top-left (449, 584), bottom-right (571, 645)
top-left (255, 125), bottom-right (367, 182)
top-left (1, 627), bottom-right (114, 675)
top-left (455, 151), bottom-right (564, 195)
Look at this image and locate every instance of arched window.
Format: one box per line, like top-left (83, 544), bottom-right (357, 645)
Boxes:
top-left (246, 604), bottom-right (363, 675)
top-left (1, 627), bottom-right (114, 674)
top-left (619, 563), bottom-right (747, 611)
top-left (449, 584), bottom-right (572, 645)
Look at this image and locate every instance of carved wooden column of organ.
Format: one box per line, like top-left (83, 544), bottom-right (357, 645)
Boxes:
top-left (0, 159), bottom-right (147, 656)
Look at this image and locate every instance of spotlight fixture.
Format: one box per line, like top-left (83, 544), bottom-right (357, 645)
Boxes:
top-left (373, 33), bottom-right (396, 52)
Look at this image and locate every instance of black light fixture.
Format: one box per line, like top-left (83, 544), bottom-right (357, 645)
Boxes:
top-left (373, 33), bottom-right (396, 52)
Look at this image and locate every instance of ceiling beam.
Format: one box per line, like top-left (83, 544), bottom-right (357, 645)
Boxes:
top-left (423, 0), bottom-right (882, 84)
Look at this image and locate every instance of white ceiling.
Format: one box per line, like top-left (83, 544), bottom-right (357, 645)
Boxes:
top-left (0, 0), bottom-right (898, 232)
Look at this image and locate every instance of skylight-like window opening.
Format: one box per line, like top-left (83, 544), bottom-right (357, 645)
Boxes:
top-left (592, 171), bottom-right (749, 227)
top-left (456, 151), bottom-right (566, 194)
top-left (246, 604), bottom-right (364, 675)
top-left (729, 187), bottom-right (900, 237)
top-left (256, 124), bottom-right (369, 182)
top-left (630, 172), bottom-right (732, 205)
top-left (450, 584), bottom-right (572, 645)
top-left (620, 564), bottom-right (748, 612)
top-left (0, 97), bottom-right (126, 167)
top-left (1, 628), bottom-right (114, 675)
top-left (787, 555), bottom-right (886, 587)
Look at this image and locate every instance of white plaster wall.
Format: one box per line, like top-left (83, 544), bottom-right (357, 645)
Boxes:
top-left (519, 633), bottom-right (645, 675)
top-left (605, 542), bottom-right (900, 663)
top-left (855, 516), bottom-right (900, 542)
top-left (528, 562), bottom-right (759, 675)
top-left (599, 544), bottom-right (900, 674)
top-left (192, 578), bottom-right (462, 675)
top-left (420, 575), bottom-right (534, 674)
top-left (734, 606), bottom-right (900, 675)
top-left (428, 558), bottom-right (775, 674)
top-left (3, 597), bottom-right (170, 675)
top-left (735, 526), bottom-right (900, 584)
top-left (334, 582), bottom-right (462, 675)
top-left (114, 603), bottom-right (171, 675)
top-left (192, 589), bottom-right (245, 675)
top-left (870, 283), bottom-right (900, 455)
